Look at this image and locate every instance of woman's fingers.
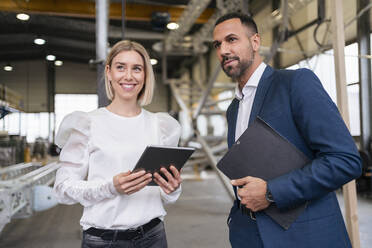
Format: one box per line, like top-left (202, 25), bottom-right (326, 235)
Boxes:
top-left (153, 177), bottom-right (171, 194)
top-left (125, 177), bottom-right (153, 194)
top-left (113, 170), bottom-right (152, 194)
top-left (121, 173), bottom-right (152, 190)
top-left (169, 166), bottom-right (181, 180)
top-left (120, 170), bottom-right (147, 184)
top-left (154, 171), bottom-right (174, 192)
top-left (114, 166), bottom-right (182, 195)
top-left (160, 166), bottom-right (182, 188)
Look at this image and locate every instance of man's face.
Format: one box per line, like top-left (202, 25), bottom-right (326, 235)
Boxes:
top-left (213, 18), bottom-right (257, 80)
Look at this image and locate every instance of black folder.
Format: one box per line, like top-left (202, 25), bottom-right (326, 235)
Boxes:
top-left (217, 117), bottom-right (310, 229)
top-left (133, 145), bottom-right (195, 186)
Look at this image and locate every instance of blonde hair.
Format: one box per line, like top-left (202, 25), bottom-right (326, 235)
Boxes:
top-left (105, 40), bottom-right (155, 106)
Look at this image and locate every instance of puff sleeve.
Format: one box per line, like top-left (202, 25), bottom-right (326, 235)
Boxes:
top-left (156, 113), bottom-right (182, 204)
top-left (157, 113), bottom-right (181, 146)
top-left (53, 111), bottom-right (117, 207)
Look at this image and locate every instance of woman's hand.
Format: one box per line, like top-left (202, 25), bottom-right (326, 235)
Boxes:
top-left (153, 165), bottom-right (182, 194)
top-left (113, 170), bottom-right (152, 195)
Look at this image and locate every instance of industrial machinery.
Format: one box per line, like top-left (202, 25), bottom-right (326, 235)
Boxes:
top-left (0, 162), bottom-right (60, 232)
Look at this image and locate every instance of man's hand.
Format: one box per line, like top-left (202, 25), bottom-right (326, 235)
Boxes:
top-left (153, 165), bottom-right (182, 194)
top-left (231, 176), bottom-right (270, 212)
top-left (113, 170), bottom-right (152, 195)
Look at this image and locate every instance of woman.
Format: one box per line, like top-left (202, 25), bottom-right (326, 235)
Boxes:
top-left (54, 40), bottom-right (182, 248)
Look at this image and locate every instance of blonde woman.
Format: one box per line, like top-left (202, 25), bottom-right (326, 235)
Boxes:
top-left (54, 40), bottom-right (182, 248)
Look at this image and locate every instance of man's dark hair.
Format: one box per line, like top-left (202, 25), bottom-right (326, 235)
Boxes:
top-left (215, 12), bottom-right (258, 34)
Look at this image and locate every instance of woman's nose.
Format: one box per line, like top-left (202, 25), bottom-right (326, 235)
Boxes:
top-left (124, 69), bottom-right (133, 80)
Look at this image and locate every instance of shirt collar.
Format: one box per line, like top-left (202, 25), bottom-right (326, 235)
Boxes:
top-left (235, 62), bottom-right (267, 100)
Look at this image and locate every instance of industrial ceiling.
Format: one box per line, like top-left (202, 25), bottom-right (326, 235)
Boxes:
top-left (0, 0), bottom-right (270, 73)
top-left (0, 0), bottom-right (367, 72)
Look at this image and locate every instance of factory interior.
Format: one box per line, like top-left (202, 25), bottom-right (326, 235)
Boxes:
top-left (0, 0), bottom-right (372, 247)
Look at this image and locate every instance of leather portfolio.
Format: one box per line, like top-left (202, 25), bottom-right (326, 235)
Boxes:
top-left (217, 117), bottom-right (310, 229)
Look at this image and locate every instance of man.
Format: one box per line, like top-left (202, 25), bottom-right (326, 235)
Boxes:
top-left (213, 12), bottom-right (361, 248)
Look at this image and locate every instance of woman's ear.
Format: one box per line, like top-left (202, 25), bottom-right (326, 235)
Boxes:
top-left (106, 64), bottom-right (111, 81)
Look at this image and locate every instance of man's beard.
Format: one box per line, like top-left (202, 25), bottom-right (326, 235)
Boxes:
top-left (221, 53), bottom-right (254, 80)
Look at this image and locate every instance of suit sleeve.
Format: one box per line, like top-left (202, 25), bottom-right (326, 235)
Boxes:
top-left (267, 69), bottom-right (362, 210)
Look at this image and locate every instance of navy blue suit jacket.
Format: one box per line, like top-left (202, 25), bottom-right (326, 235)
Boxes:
top-left (226, 66), bottom-right (361, 247)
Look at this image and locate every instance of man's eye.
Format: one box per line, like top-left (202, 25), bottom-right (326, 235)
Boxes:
top-left (214, 43), bottom-right (221, 49)
top-left (228, 37), bottom-right (236, 42)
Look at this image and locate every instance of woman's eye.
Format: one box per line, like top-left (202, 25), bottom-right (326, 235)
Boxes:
top-left (133, 67), bottom-right (142, 72)
top-left (116, 65), bottom-right (124, 70)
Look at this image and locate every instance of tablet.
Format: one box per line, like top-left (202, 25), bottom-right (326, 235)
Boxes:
top-left (133, 145), bottom-right (195, 186)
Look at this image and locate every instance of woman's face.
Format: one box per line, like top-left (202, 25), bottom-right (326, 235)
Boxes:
top-left (106, 50), bottom-right (145, 102)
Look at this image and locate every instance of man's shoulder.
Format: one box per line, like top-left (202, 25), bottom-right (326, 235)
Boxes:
top-left (273, 67), bottom-right (307, 76)
top-left (270, 68), bottom-right (317, 88)
top-left (273, 67), bottom-right (316, 79)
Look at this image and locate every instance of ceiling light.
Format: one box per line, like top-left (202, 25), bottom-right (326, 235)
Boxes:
top-left (166, 22), bottom-right (179, 30)
top-left (150, 59), bottom-right (158, 65)
top-left (34, 38), bottom-right (46, 45)
top-left (4, 64), bottom-right (13, 72)
top-left (46, 55), bottom-right (56, 61)
top-left (54, 60), bottom-right (63, 66)
top-left (16, 13), bottom-right (30, 21)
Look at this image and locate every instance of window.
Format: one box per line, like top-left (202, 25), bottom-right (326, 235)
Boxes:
top-left (0, 94), bottom-right (98, 143)
top-left (54, 94), bottom-right (98, 137)
top-left (287, 43), bottom-right (360, 136)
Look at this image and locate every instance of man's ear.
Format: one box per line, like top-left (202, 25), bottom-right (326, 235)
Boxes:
top-left (251, 33), bottom-right (261, 52)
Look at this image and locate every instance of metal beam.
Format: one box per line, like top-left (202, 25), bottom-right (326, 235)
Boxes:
top-left (196, 132), bottom-right (235, 200)
top-left (0, 34), bottom-right (95, 51)
top-left (193, 63), bottom-right (221, 119)
top-left (96, 0), bottom-right (110, 108)
top-left (260, 0), bottom-right (314, 34)
top-left (265, 0), bottom-right (289, 64)
top-left (165, 0), bottom-right (212, 50)
top-left (0, 0), bottom-right (213, 23)
top-left (46, 61), bottom-right (55, 142)
top-left (357, 0), bottom-right (372, 152)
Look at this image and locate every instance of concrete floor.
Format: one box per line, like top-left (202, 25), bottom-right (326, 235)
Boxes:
top-left (0, 170), bottom-right (371, 248)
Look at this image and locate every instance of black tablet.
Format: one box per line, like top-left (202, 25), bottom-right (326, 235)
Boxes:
top-left (133, 145), bottom-right (195, 186)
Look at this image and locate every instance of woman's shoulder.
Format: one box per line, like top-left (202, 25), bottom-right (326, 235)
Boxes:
top-left (55, 110), bottom-right (93, 148)
top-left (142, 110), bottom-right (181, 145)
top-left (62, 111), bottom-right (92, 126)
top-left (145, 110), bottom-right (180, 126)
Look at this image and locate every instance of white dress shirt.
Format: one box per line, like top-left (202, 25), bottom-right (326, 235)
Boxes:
top-left (53, 107), bottom-right (181, 230)
top-left (235, 62), bottom-right (267, 141)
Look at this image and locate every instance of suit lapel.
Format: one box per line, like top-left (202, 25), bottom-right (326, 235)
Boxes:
top-left (248, 65), bottom-right (275, 126)
top-left (227, 98), bottom-right (239, 148)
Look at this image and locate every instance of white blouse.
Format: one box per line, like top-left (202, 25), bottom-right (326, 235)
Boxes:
top-left (53, 107), bottom-right (182, 230)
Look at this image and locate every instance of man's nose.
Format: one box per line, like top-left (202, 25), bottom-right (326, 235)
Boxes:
top-left (220, 42), bottom-right (230, 56)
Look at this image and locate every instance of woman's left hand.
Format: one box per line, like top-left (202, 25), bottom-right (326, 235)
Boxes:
top-left (153, 165), bottom-right (182, 194)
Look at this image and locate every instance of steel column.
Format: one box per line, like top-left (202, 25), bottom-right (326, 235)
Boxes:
top-left (96, 0), bottom-right (110, 107)
top-left (357, 0), bottom-right (372, 151)
top-left (46, 61), bottom-right (55, 142)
